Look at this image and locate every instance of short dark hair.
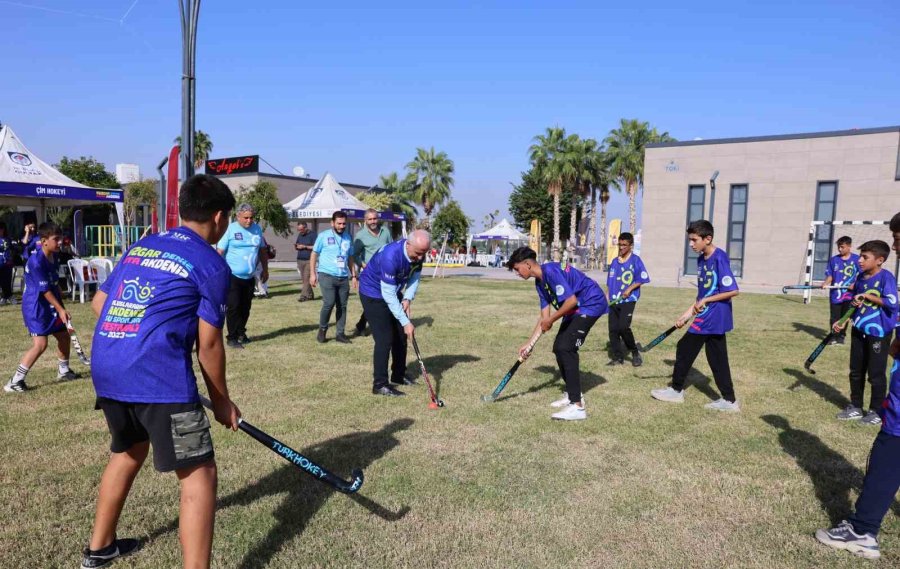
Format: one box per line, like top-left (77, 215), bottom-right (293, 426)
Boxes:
top-left (890, 212), bottom-right (900, 233)
top-left (332, 211), bottom-right (348, 222)
top-left (38, 222), bottom-right (62, 239)
top-left (618, 232), bottom-right (634, 245)
top-left (859, 240), bottom-right (891, 262)
top-left (686, 220), bottom-right (714, 239)
top-left (506, 246), bottom-right (537, 270)
top-left (179, 175), bottom-right (236, 223)
top-left (836, 236), bottom-right (852, 247)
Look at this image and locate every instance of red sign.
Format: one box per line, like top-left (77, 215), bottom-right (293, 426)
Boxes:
top-left (205, 155), bottom-right (259, 176)
top-left (165, 145), bottom-right (180, 230)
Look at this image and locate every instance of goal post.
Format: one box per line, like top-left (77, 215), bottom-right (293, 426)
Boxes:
top-left (802, 220), bottom-right (899, 304)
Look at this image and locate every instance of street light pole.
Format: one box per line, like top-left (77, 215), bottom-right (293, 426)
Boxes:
top-left (179, 0), bottom-right (201, 179)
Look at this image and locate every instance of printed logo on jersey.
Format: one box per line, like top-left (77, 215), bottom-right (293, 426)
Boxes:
top-left (98, 278), bottom-right (156, 339)
top-left (327, 237), bottom-right (336, 245)
top-left (722, 276), bottom-right (733, 287)
top-left (235, 232), bottom-right (244, 240)
top-left (555, 284), bottom-right (565, 296)
top-left (641, 271), bottom-right (649, 280)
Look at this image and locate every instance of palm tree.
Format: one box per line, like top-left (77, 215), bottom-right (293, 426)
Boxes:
top-left (405, 147), bottom-right (454, 227)
top-left (604, 119), bottom-right (675, 232)
top-left (529, 127), bottom-right (578, 261)
top-left (174, 130), bottom-right (214, 169)
top-left (598, 185), bottom-right (611, 270)
top-left (584, 144), bottom-right (611, 269)
top-left (569, 136), bottom-right (605, 264)
top-left (378, 172), bottom-right (419, 230)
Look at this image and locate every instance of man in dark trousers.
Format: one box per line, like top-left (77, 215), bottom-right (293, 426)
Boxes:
top-left (358, 230), bottom-right (431, 396)
top-left (294, 221), bottom-right (317, 302)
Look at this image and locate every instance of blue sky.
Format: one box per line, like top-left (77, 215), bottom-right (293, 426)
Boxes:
top-left (3, 0), bottom-right (898, 232)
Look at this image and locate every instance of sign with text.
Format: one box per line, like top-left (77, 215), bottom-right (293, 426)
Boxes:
top-left (206, 155), bottom-right (259, 176)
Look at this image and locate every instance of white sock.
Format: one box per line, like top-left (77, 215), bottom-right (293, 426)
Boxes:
top-left (58, 359), bottom-right (70, 374)
top-left (13, 364), bottom-right (29, 382)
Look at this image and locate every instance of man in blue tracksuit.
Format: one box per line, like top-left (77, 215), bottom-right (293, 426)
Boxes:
top-left (358, 230), bottom-right (431, 397)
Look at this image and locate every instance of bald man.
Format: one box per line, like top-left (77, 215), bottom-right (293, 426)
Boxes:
top-left (357, 231), bottom-right (431, 396)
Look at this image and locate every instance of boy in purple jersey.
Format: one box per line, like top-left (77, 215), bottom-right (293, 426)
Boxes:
top-left (816, 214), bottom-right (900, 560)
top-left (81, 175), bottom-right (241, 569)
top-left (652, 220), bottom-right (740, 412)
top-left (606, 232), bottom-right (650, 367)
top-left (832, 240), bottom-right (898, 426)
top-left (822, 236), bottom-right (860, 345)
top-left (4, 222), bottom-right (79, 393)
top-left (507, 246), bottom-right (608, 421)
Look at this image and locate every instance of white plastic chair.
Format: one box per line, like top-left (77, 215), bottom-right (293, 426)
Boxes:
top-left (68, 259), bottom-right (98, 303)
top-left (89, 258), bottom-right (113, 285)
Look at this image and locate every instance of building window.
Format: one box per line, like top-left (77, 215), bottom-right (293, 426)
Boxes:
top-left (813, 181), bottom-right (838, 280)
top-left (683, 184), bottom-right (706, 275)
top-left (727, 185), bottom-right (748, 277)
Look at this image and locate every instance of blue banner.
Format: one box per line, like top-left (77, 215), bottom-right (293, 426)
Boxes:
top-left (0, 181), bottom-right (123, 202)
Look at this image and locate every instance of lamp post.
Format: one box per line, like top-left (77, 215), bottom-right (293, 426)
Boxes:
top-left (179, 0), bottom-right (201, 179)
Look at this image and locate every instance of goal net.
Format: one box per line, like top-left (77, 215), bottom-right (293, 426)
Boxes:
top-left (801, 220), bottom-right (899, 304)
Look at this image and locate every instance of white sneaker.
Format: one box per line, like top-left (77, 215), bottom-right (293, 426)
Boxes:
top-left (551, 404), bottom-right (587, 421)
top-left (704, 398), bottom-right (740, 412)
top-left (550, 393), bottom-right (584, 408)
top-left (651, 386), bottom-right (684, 403)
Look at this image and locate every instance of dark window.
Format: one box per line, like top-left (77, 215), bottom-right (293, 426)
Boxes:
top-left (813, 181), bottom-right (838, 280)
top-left (727, 185), bottom-right (749, 277)
top-left (683, 185), bottom-right (706, 276)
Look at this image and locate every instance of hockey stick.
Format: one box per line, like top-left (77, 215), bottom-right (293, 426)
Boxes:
top-left (781, 284), bottom-right (850, 294)
top-left (410, 336), bottom-right (445, 409)
top-left (66, 321), bottom-right (90, 365)
top-left (640, 325), bottom-right (678, 353)
top-left (199, 396), bottom-right (364, 494)
top-left (803, 306), bottom-right (856, 375)
top-left (481, 331), bottom-right (543, 402)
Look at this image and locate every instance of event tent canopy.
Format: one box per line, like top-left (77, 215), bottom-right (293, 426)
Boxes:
top-left (283, 171), bottom-right (405, 222)
top-left (471, 218), bottom-right (528, 241)
top-left (0, 124), bottom-right (123, 209)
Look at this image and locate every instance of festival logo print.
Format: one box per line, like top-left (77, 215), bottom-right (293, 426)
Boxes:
top-left (98, 278), bottom-right (155, 339)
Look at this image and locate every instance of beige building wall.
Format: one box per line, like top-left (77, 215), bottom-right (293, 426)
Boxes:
top-left (642, 127), bottom-right (900, 288)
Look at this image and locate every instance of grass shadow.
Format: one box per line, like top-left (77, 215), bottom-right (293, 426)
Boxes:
top-left (503, 365), bottom-right (606, 401)
top-left (420, 354), bottom-right (480, 395)
top-left (777, 295), bottom-right (807, 304)
top-left (250, 324), bottom-right (320, 343)
top-left (761, 414), bottom-right (900, 525)
top-left (784, 367), bottom-right (849, 410)
top-left (144, 418), bottom-right (414, 569)
top-left (792, 322), bottom-right (828, 340)
top-left (412, 315), bottom-right (434, 328)
top-left (662, 359), bottom-right (719, 401)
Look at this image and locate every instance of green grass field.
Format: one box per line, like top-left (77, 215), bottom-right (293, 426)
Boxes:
top-left (0, 276), bottom-right (897, 568)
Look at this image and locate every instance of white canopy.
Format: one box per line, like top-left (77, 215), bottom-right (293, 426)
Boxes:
top-left (0, 124), bottom-right (123, 208)
top-left (283, 171), bottom-right (369, 219)
top-left (471, 218), bottom-right (528, 241)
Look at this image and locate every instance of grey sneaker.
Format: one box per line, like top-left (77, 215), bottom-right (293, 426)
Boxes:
top-left (704, 398), bottom-right (740, 412)
top-left (815, 520), bottom-right (880, 559)
top-left (836, 405), bottom-right (863, 420)
top-left (858, 411), bottom-right (882, 427)
top-left (651, 386), bottom-right (684, 403)
top-left (57, 370), bottom-right (81, 381)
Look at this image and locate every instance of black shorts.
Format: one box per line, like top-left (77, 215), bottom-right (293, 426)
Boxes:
top-left (95, 398), bottom-right (215, 473)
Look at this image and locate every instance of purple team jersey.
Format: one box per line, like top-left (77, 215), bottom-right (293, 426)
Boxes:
top-left (91, 227), bottom-right (231, 403)
top-left (690, 248), bottom-right (739, 335)
top-left (358, 239), bottom-right (419, 299)
top-left (850, 269), bottom-right (899, 338)
top-left (536, 262), bottom-right (608, 319)
top-left (21, 250), bottom-right (64, 336)
top-left (825, 253), bottom-right (860, 304)
top-left (882, 358), bottom-right (900, 436)
top-left (606, 254), bottom-right (650, 304)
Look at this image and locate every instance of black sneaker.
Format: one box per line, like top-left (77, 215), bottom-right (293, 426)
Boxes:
top-left (836, 405), bottom-right (863, 420)
top-left (631, 350), bottom-right (643, 367)
top-left (606, 359), bottom-right (625, 366)
top-left (354, 324), bottom-right (366, 337)
top-left (81, 538), bottom-right (142, 568)
top-left (391, 376), bottom-right (418, 386)
top-left (335, 334), bottom-right (352, 344)
top-left (373, 386), bottom-right (405, 397)
top-left (4, 378), bottom-right (27, 393)
top-left (836, 337), bottom-right (846, 345)
top-left (316, 329), bottom-right (327, 343)
top-left (239, 334), bottom-right (251, 344)
top-left (226, 339), bottom-right (244, 350)
top-left (57, 369), bottom-right (82, 381)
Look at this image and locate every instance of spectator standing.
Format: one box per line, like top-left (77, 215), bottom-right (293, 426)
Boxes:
top-left (216, 203), bottom-right (268, 349)
top-left (294, 221), bottom-right (317, 302)
top-left (352, 209), bottom-right (392, 336)
top-left (310, 211), bottom-right (357, 344)
top-left (0, 222), bottom-right (13, 305)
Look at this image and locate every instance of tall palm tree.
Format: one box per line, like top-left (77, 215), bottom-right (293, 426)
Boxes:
top-left (174, 130), bottom-right (214, 169)
top-left (405, 147), bottom-right (455, 227)
top-left (529, 127), bottom-right (577, 261)
top-left (569, 136), bottom-right (605, 264)
top-left (585, 145), bottom-right (611, 269)
top-left (604, 119), bottom-right (675, 232)
top-left (598, 184), bottom-right (611, 270)
top-left (378, 172), bottom-right (419, 230)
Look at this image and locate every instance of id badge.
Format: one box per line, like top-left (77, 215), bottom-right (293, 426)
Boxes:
top-left (336, 255), bottom-right (346, 267)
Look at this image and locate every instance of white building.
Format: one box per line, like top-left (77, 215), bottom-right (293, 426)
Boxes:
top-left (115, 163), bottom-right (141, 184)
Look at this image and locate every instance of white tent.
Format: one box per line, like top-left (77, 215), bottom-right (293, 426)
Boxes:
top-left (471, 218), bottom-right (528, 241)
top-left (0, 124), bottom-right (123, 209)
top-left (283, 171), bottom-right (369, 219)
